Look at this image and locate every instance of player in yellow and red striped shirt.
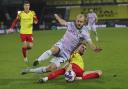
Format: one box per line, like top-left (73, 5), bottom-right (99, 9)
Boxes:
top-left (8, 1), bottom-right (38, 63)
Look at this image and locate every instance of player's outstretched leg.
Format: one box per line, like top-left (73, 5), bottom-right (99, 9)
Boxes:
top-left (33, 50), bottom-right (52, 66)
top-left (37, 68), bottom-right (65, 83)
top-left (22, 62), bottom-right (59, 75)
top-left (21, 67), bottom-right (47, 75)
top-left (82, 70), bottom-right (102, 80)
top-left (21, 68), bottom-right (31, 75)
top-left (33, 46), bottom-right (60, 66)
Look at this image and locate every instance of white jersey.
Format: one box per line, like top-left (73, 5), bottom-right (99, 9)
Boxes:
top-left (55, 22), bottom-right (91, 59)
top-left (87, 12), bottom-right (97, 25)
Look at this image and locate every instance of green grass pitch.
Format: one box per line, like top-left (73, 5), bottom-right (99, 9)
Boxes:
top-left (0, 28), bottom-right (128, 89)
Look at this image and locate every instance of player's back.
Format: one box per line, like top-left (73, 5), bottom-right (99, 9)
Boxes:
top-left (18, 10), bottom-right (35, 34)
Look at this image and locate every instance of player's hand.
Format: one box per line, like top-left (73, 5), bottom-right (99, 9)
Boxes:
top-left (6, 29), bottom-right (12, 34)
top-left (34, 20), bottom-right (38, 24)
top-left (94, 48), bottom-right (102, 53)
top-left (54, 14), bottom-right (58, 17)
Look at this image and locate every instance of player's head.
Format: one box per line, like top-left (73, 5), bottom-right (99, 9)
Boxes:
top-left (23, 1), bottom-right (30, 11)
top-left (75, 14), bottom-right (86, 29)
top-left (76, 42), bottom-right (87, 55)
top-left (89, 9), bottom-right (93, 13)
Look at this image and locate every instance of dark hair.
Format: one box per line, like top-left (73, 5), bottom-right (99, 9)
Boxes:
top-left (71, 41), bottom-right (87, 54)
top-left (24, 1), bottom-right (30, 4)
top-left (77, 42), bottom-right (87, 48)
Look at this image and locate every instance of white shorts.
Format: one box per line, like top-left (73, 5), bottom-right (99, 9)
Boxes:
top-left (50, 41), bottom-right (70, 68)
top-left (50, 57), bottom-right (68, 68)
top-left (87, 23), bottom-right (96, 31)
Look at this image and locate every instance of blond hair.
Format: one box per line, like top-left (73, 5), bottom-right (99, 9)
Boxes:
top-left (76, 14), bottom-right (86, 21)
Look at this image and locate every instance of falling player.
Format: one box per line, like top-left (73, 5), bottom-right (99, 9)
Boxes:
top-left (22, 14), bottom-right (102, 74)
top-left (7, 1), bottom-right (38, 63)
top-left (87, 9), bottom-right (98, 41)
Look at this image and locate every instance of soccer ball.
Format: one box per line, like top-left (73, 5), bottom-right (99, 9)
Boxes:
top-left (64, 70), bottom-right (76, 82)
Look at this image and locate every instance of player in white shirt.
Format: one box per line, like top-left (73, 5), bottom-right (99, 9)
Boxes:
top-left (87, 9), bottom-right (98, 41)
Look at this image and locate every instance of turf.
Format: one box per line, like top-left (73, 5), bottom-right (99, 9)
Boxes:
top-left (0, 28), bottom-right (128, 89)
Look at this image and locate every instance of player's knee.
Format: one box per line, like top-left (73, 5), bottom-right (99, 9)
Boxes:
top-left (51, 47), bottom-right (60, 55)
top-left (96, 70), bottom-right (102, 76)
top-left (22, 43), bottom-right (27, 47)
top-left (47, 64), bottom-right (57, 71)
top-left (28, 42), bottom-right (33, 48)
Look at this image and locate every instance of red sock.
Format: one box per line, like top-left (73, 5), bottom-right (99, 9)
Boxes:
top-left (82, 72), bottom-right (99, 80)
top-left (22, 47), bottom-right (27, 58)
top-left (48, 68), bottom-right (65, 80)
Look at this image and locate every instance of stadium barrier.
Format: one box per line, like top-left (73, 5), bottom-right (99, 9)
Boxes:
top-left (69, 5), bottom-right (128, 20)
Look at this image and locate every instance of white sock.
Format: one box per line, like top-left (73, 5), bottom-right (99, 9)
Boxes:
top-left (37, 50), bottom-right (52, 62)
top-left (29, 67), bottom-right (47, 73)
top-left (42, 77), bottom-right (48, 82)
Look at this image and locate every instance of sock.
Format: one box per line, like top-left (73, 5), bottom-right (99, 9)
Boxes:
top-left (42, 77), bottom-right (48, 82)
top-left (29, 67), bottom-right (47, 73)
top-left (82, 72), bottom-right (99, 80)
top-left (37, 50), bottom-right (52, 62)
top-left (22, 47), bottom-right (27, 58)
top-left (48, 68), bottom-right (65, 80)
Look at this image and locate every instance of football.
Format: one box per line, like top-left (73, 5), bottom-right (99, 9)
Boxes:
top-left (64, 70), bottom-right (76, 82)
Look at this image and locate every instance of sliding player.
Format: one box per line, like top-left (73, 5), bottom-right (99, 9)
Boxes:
top-left (38, 43), bottom-right (102, 83)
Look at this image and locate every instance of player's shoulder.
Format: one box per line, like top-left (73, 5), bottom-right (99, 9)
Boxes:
top-left (67, 21), bottom-right (73, 24)
top-left (30, 10), bottom-right (35, 13)
top-left (93, 12), bottom-right (97, 15)
top-left (21, 11), bottom-right (27, 13)
top-left (82, 25), bottom-right (88, 31)
top-left (30, 10), bottom-right (36, 14)
top-left (88, 13), bottom-right (91, 15)
top-left (65, 21), bottom-right (74, 26)
top-left (72, 52), bottom-right (80, 57)
top-left (18, 11), bottom-right (24, 14)
top-left (17, 11), bottom-right (24, 17)
top-left (81, 26), bottom-right (90, 35)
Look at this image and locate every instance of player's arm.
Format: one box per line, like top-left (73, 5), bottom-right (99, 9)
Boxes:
top-left (10, 16), bottom-right (20, 29)
top-left (7, 16), bottom-right (20, 33)
top-left (33, 16), bottom-right (38, 24)
top-left (54, 14), bottom-right (67, 26)
top-left (33, 11), bottom-right (38, 24)
top-left (87, 39), bottom-right (102, 53)
top-left (65, 63), bottom-right (72, 72)
top-left (82, 29), bottom-right (102, 52)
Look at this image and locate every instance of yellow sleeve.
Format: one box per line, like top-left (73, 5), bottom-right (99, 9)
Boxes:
top-left (17, 11), bottom-right (23, 19)
top-left (31, 11), bottom-right (36, 17)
